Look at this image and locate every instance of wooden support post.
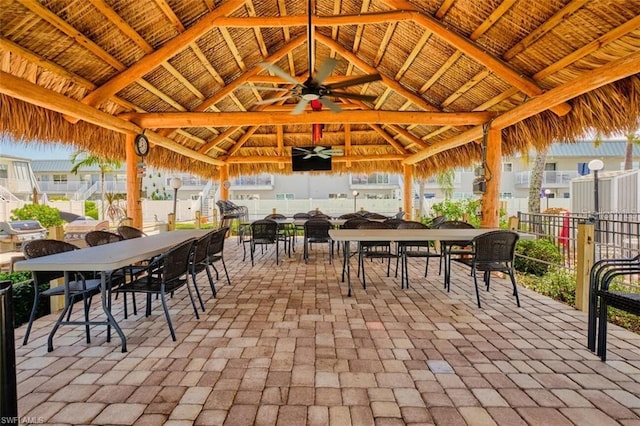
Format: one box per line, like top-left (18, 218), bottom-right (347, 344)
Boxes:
top-left (481, 127), bottom-right (502, 228)
top-left (220, 165), bottom-right (229, 201)
top-left (403, 164), bottom-right (413, 220)
top-left (167, 213), bottom-right (175, 231)
top-left (125, 133), bottom-right (143, 229)
top-left (575, 222), bottom-right (595, 312)
top-left (508, 216), bottom-right (519, 230)
top-left (195, 211), bottom-right (201, 229)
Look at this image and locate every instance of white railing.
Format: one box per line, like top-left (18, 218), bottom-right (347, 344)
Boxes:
top-left (0, 185), bottom-right (19, 202)
top-left (515, 170), bottom-right (579, 187)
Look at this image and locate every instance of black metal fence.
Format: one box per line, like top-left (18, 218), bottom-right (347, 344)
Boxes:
top-left (516, 212), bottom-right (640, 272)
top-left (0, 280), bottom-right (18, 421)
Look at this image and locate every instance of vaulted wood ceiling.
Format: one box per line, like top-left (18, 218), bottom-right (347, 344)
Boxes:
top-left (1, 0), bottom-right (639, 178)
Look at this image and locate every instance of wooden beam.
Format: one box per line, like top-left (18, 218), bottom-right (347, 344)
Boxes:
top-left (480, 127), bottom-right (501, 228)
top-left (220, 165), bottom-right (229, 200)
top-left (380, 0), bottom-right (572, 116)
top-left (504, 0), bottom-right (589, 60)
top-left (403, 164), bottom-right (413, 220)
top-left (404, 50), bottom-right (640, 164)
top-left (0, 37), bottom-right (141, 112)
top-left (194, 34), bottom-right (306, 112)
top-left (125, 133), bottom-right (143, 229)
top-left (225, 154), bottom-right (407, 163)
top-left (0, 71), bottom-right (225, 166)
top-left (368, 124), bottom-right (408, 154)
top-left (212, 10), bottom-right (414, 27)
top-left (316, 34), bottom-right (443, 113)
top-left (79, 0), bottom-right (246, 109)
top-left (435, 0), bottom-right (456, 19)
top-left (345, 123), bottom-right (352, 168)
top-left (122, 110), bottom-right (495, 128)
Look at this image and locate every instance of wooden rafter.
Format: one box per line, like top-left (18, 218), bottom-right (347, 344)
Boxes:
top-left (380, 0), bottom-right (572, 117)
top-left (0, 37), bottom-right (140, 112)
top-left (0, 71), bottom-right (225, 166)
top-left (194, 35), bottom-right (306, 112)
top-left (345, 0), bottom-right (371, 76)
top-left (435, 0), bottom-right (456, 19)
top-left (121, 110), bottom-right (495, 128)
top-left (225, 154), bottom-right (406, 164)
top-left (404, 50), bottom-right (640, 164)
top-left (77, 0), bottom-right (245, 110)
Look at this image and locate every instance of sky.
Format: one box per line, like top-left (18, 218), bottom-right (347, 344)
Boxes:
top-left (0, 136), bottom-right (75, 160)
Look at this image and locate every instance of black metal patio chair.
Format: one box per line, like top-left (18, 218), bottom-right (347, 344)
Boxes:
top-left (115, 238), bottom-right (199, 341)
top-left (21, 239), bottom-right (102, 346)
top-left (244, 219), bottom-right (280, 266)
top-left (303, 218), bottom-right (333, 264)
top-left (356, 221), bottom-right (396, 289)
top-left (207, 227), bottom-right (231, 286)
top-left (396, 221), bottom-right (441, 289)
top-left (450, 230), bottom-right (521, 308)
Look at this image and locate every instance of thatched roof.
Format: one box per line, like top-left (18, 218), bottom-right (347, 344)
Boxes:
top-left (1, 0), bottom-right (639, 179)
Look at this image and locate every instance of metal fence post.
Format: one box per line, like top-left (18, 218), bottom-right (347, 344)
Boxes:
top-left (575, 221), bottom-right (595, 312)
top-left (0, 280), bottom-right (18, 420)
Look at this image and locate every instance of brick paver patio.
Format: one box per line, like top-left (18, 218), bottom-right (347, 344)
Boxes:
top-left (13, 239), bottom-right (640, 425)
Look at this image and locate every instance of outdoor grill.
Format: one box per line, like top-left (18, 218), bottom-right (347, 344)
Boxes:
top-left (64, 219), bottom-right (110, 247)
top-left (0, 220), bottom-right (48, 251)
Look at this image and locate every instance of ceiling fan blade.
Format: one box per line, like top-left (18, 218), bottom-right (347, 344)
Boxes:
top-left (322, 149), bottom-right (344, 156)
top-left (313, 146), bottom-right (325, 152)
top-left (316, 153), bottom-right (330, 159)
top-left (259, 62), bottom-right (300, 86)
top-left (318, 97), bottom-right (342, 113)
top-left (325, 74), bottom-right (382, 90)
top-left (254, 95), bottom-right (296, 105)
top-left (314, 58), bottom-right (338, 84)
top-left (329, 91), bottom-right (378, 102)
top-left (303, 154), bottom-right (313, 159)
top-left (292, 98), bottom-right (310, 115)
top-left (238, 84), bottom-right (290, 92)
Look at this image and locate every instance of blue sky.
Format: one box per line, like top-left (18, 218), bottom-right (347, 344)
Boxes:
top-left (0, 136), bottom-right (75, 160)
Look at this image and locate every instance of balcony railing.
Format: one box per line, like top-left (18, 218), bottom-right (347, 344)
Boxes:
top-left (515, 170), bottom-right (578, 187)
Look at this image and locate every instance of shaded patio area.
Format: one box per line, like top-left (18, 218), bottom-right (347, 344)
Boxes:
top-left (14, 241), bottom-right (640, 425)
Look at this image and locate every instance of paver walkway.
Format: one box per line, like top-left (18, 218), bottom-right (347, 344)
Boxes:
top-left (13, 240), bottom-right (640, 425)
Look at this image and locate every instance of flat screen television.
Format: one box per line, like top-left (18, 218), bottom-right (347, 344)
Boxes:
top-left (291, 147), bottom-right (332, 172)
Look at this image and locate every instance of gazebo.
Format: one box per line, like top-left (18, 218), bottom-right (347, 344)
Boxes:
top-left (1, 0), bottom-right (639, 228)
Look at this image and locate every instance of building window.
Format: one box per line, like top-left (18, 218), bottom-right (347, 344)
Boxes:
top-left (544, 162), bottom-right (557, 171)
top-left (329, 193), bottom-right (348, 199)
top-left (53, 174), bottom-right (67, 183)
top-left (351, 173), bottom-right (390, 185)
top-left (502, 163), bottom-right (513, 172)
top-left (0, 164), bottom-right (7, 179)
top-left (500, 192), bottom-right (513, 199)
top-left (275, 193), bottom-right (294, 200)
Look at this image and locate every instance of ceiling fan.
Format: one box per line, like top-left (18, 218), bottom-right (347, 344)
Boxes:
top-left (249, 0), bottom-right (382, 114)
top-left (293, 146), bottom-right (344, 159)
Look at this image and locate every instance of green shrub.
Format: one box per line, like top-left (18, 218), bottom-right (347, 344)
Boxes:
top-left (85, 201), bottom-right (98, 219)
top-left (514, 238), bottom-right (562, 276)
top-left (11, 204), bottom-right (64, 228)
top-left (0, 271), bottom-right (50, 327)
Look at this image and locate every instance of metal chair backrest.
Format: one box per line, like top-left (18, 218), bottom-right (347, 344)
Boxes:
top-left (472, 231), bottom-right (519, 264)
top-left (383, 218), bottom-right (405, 229)
top-left (304, 219), bottom-right (332, 240)
top-left (293, 213), bottom-right (310, 219)
top-left (338, 213), bottom-right (359, 220)
top-left (397, 221), bottom-right (428, 230)
top-left (430, 215), bottom-right (447, 228)
top-left (192, 232), bottom-right (213, 266)
top-left (435, 220), bottom-right (475, 245)
top-left (117, 225), bottom-right (146, 239)
top-left (85, 230), bottom-right (122, 247)
top-left (208, 227), bottom-right (228, 257)
top-left (161, 239), bottom-right (195, 284)
top-left (342, 218), bottom-right (370, 229)
top-left (251, 219), bottom-right (278, 242)
top-left (364, 212), bottom-right (388, 220)
top-left (22, 239), bottom-right (78, 283)
top-left (265, 213), bottom-right (287, 220)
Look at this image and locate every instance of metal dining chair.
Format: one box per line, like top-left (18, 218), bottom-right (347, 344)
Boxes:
top-left (21, 239), bottom-right (102, 346)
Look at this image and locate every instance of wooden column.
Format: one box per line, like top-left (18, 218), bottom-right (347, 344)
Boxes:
top-left (403, 164), bottom-right (413, 220)
top-left (575, 222), bottom-right (595, 312)
top-left (481, 127), bottom-right (502, 228)
top-left (220, 165), bottom-right (229, 201)
top-left (125, 133), bottom-right (143, 229)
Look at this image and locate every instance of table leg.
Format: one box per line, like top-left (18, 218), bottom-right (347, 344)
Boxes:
top-left (101, 273), bottom-right (127, 352)
top-left (47, 271), bottom-right (72, 352)
top-left (345, 241), bottom-right (352, 297)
